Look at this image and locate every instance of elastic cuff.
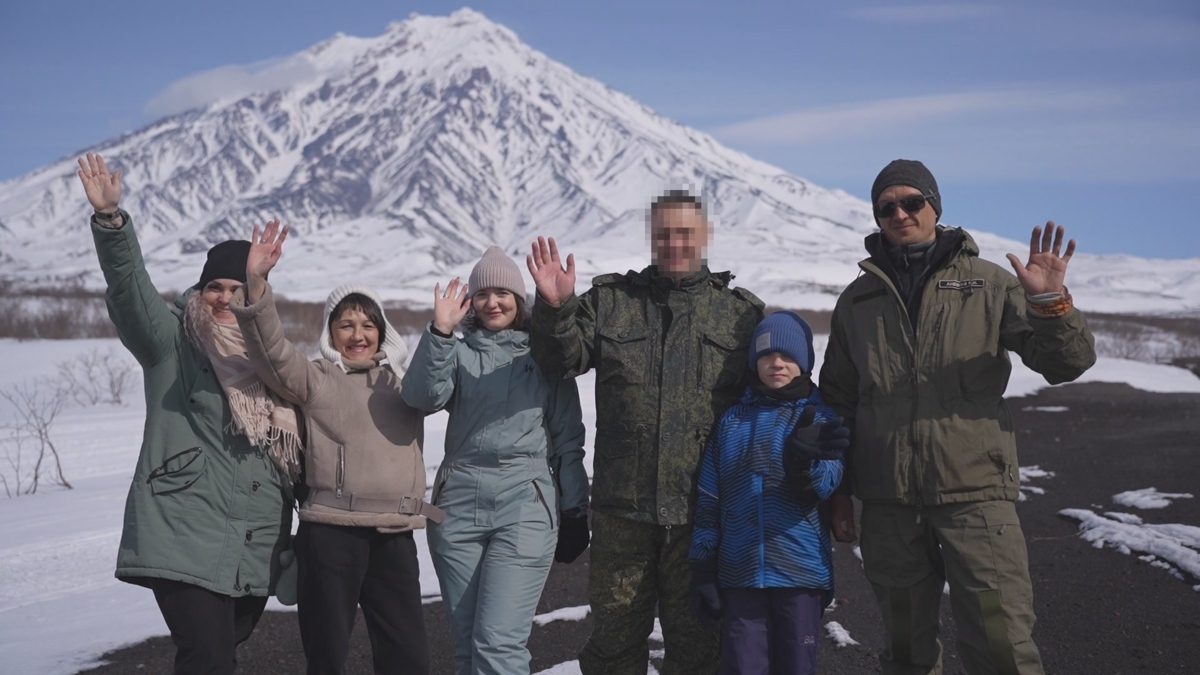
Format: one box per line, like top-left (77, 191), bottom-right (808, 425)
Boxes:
top-left (429, 322), bottom-right (453, 339)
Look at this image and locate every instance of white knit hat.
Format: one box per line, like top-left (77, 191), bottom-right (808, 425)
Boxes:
top-left (468, 245), bottom-right (526, 297)
top-left (318, 284), bottom-right (409, 373)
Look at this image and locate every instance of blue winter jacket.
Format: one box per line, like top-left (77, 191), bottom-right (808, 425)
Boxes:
top-left (689, 386), bottom-right (843, 591)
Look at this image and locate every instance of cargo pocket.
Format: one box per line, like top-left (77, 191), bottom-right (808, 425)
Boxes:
top-left (591, 431), bottom-right (639, 511)
top-left (699, 331), bottom-right (746, 391)
top-left (597, 326), bottom-right (650, 386)
top-left (147, 447), bottom-right (207, 495)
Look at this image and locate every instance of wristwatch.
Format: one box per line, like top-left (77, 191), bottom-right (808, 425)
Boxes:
top-left (93, 208), bottom-right (124, 228)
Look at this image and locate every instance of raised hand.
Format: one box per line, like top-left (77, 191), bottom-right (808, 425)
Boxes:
top-left (247, 219), bottom-right (289, 280)
top-left (76, 153), bottom-right (121, 213)
top-left (526, 236), bottom-right (576, 307)
top-left (1006, 222), bottom-right (1076, 296)
top-left (433, 277), bottom-right (470, 335)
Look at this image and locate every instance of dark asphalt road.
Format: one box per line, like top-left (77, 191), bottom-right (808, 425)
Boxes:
top-left (80, 382), bottom-right (1200, 674)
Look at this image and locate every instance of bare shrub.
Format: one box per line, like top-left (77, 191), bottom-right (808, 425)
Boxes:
top-left (56, 347), bottom-right (136, 406)
top-left (1, 379), bottom-right (72, 497)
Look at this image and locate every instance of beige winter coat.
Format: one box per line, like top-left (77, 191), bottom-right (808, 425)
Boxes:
top-left (231, 284), bottom-right (442, 531)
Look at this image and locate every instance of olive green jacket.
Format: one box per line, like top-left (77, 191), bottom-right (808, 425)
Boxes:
top-left (820, 229), bottom-right (1096, 506)
top-left (93, 211), bottom-right (293, 597)
top-left (530, 266), bottom-right (764, 525)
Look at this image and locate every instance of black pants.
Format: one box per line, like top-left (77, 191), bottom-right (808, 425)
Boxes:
top-left (149, 578), bottom-right (268, 675)
top-left (295, 521), bottom-right (429, 675)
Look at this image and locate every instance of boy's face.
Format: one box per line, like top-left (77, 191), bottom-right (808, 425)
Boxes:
top-left (756, 352), bottom-right (802, 389)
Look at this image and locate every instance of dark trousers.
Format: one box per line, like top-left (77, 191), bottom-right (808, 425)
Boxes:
top-left (149, 578), bottom-right (267, 675)
top-left (295, 521), bottom-right (429, 675)
top-left (720, 587), bottom-right (825, 675)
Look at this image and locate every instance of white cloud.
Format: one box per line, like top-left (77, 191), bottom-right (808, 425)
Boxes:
top-left (711, 87), bottom-right (1120, 144)
top-left (708, 82), bottom-right (1200, 182)
top-left (145, 56), bottom-right (320, 117)
top-left (849, 4), bottom-right (1002, 23)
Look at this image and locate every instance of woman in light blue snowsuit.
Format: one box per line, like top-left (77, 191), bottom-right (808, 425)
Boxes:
top-left (401, 246), bottom-right (590, 675)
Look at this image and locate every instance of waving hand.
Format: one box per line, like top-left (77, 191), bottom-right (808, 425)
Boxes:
top-left (245, 219), bottom-right (289, 303)
top-left (526, 236), bottom-right (576, 307)
top-left (1006, 221), bottom-right (1075, 296)
top-left (77, 153), bottom-right (121, 213)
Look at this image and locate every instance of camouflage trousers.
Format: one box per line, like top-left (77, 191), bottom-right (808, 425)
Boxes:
top-left (579, 511), bottom-right (719, 675)
top-left (860, 501), bottom-right (1044, 675)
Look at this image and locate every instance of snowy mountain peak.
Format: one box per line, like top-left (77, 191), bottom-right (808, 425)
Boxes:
top-left (0, 10), bottom-right (1197, 313)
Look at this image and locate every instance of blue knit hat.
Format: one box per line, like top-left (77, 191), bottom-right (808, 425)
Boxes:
top-left (748, 311), bottom-right (815, 374)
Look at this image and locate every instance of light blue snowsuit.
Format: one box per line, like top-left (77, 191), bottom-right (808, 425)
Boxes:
top-left (402, 325), bottom-right (588, 675)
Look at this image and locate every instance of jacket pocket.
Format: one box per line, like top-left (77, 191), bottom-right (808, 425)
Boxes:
top-left (591, 431), bottom-right (639, 511)
top-left (148, 447), bottom-right (207, 496)
top-left (699, 331), bottom-right (746, 391)
top-left (597, 325), bottom-right (650, 386)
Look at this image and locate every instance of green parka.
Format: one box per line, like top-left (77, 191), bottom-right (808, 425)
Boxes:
top-left (530, 266), bottom-right (764, 525)
top-left (820, 228), bottom-right (1096, 506)
top-left (92, 211), bottom-right (292, 597)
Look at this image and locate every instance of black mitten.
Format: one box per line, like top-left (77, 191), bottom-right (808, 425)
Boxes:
top-left (554, 513), bottom-right (590, 563)
top-left (784, 407), bottom-right (849, 503)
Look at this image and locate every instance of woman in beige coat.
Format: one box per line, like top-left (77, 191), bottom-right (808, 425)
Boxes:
top-left (229, 220), bottom-right (442, 675)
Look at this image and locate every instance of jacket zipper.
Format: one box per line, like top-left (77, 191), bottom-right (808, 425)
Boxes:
top-left (862, 260), bottom-right (927, 512)
top-left (533, 480), bottom-right (554, 526)
top-left (335, 445), bottom-right (345, 499)
top-left (754, 473), bottom-right (765, 588)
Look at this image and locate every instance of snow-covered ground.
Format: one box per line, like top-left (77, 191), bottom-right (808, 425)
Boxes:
top-left (2, 336), bottom-right (1200, 673)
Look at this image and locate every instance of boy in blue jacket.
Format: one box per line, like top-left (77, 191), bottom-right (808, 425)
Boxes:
top-left (688, 311), bottom-right (849, 675)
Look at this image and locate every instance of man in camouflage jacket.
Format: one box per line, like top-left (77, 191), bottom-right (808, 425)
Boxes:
top-left (527, 191), bottom-right (764, 675)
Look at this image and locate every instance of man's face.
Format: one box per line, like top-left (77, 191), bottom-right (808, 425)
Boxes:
top-left (876, 185), bottom-right (938, 247)
top-left (650, 205), bottom-right (710, 277)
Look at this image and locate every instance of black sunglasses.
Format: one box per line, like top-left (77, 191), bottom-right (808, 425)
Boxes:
top-left (874, 192), bottom-right (936, 219)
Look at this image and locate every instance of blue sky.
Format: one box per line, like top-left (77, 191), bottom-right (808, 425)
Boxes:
top-left (2, 0), bottom-right (1197, 257)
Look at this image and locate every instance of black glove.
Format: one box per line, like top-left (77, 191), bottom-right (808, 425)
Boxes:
top-left (784, 406), bottom-right (850, 503)
top-left (784, 405), bottom-right (849, 463)
top-left (689, 561), bottom-right (722, 623)
top-left (555, 513), bottom-right (590, 563)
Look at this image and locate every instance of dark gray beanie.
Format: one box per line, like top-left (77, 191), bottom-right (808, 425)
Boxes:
top-left (871, 159), bottom-right (942, 222)
top-left (194, 240), bottom-right (250, 289)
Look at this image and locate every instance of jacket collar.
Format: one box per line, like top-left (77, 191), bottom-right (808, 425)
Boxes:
top-left (860, 226), bottom-right (975, 280)
top-left (464, 327), bottom-right (530, 352)
top-left (629, 265), bottom-right (732, 292)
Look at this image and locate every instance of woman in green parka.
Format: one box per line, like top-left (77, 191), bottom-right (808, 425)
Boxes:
top-left (77, 154), bottom-right (295, 675)
top-left (401, 246), bottom-right (590, 675)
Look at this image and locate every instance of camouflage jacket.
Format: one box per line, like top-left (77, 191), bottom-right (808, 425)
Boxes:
top-left (530, 266), bottom-right (764, 525)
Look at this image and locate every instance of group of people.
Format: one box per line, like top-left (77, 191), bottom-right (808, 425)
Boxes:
top-left (78, 150), bottom-right (1094, 675)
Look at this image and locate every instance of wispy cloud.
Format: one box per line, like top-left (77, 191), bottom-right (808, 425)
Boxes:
top-left (712, 87), bottom-right (1120, 144)
top-left (145, 57), bottom-right (321, 117)
top-left (710, 82), bottom-right (1200, 182)
top-left (849, 4), bottom-right (1001, 23)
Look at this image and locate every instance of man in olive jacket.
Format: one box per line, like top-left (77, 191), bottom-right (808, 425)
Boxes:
top-left (820, 159), bottom-right (1096, 675)
top-left (527, 191), bottom-right (764, 675)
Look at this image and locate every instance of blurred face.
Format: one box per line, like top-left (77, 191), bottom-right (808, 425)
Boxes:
top-left (472, 288), bottom-right (518, 331)
top-left (650, 205), bottom-right (710, 278)
top-left (876, 184), bottom-right (938, 247)
top-left (756, 352), bottom-right (802, 389)
top-left (330, 308), bottom-right (380, 360)
top-left (201, 279), bottom-right (242, 325)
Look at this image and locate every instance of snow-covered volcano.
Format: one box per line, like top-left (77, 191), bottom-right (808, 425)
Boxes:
top-left (0, 8), bottom-right (1197, 312)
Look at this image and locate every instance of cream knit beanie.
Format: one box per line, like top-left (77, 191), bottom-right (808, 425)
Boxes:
top-left (468, 245), bottom-right (526, 297)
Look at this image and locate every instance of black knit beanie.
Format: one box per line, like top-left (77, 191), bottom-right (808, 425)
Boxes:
top-left (194, 240), bottom-right (251, 289)
top-left (871, 159), bottom-right (942, 223)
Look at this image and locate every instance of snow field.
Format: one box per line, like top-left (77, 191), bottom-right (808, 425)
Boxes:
top-left (2, 336), bottom-right (1200, 672)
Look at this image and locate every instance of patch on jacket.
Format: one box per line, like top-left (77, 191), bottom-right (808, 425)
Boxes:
top-left (938, 279), bottom-right (986, 291)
